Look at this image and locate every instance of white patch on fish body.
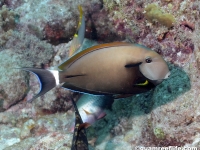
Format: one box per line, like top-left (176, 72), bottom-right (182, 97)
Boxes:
top-left (49, 70), bottom-right (59, 85)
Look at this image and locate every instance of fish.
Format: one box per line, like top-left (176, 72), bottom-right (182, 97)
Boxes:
top-left (19, 5), bottom-right (170, 150)
top-left (70, 94), bottom-right (113, 149)
top-left (22, 42), bottom-right (170, 102)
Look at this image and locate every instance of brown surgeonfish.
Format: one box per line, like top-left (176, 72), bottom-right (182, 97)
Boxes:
top-left (22, 42), bottom-right (170, 102)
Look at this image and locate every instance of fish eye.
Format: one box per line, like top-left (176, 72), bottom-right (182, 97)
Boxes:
top-left (145, 57), bottom-right (152, 63)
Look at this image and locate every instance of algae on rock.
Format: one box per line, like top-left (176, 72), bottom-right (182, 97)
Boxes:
top-left (145, 4), bottom-right (175, 28)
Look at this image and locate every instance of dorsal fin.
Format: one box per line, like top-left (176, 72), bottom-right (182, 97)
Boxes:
top-left (68, 5), bottom-right (85, 57)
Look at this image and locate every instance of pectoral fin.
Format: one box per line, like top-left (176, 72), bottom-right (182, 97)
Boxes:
top-left (134, 80), bottom-right (149, 86)
top-left (97, 112), bottom-right (106, 120)
top-left (133, 78), bottom-right (155, 89)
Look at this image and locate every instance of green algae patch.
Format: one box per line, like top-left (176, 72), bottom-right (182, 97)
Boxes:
top-left (145, 4), bottom-right (175, 28)
top-left (154, 127), bottom-right (165, 140)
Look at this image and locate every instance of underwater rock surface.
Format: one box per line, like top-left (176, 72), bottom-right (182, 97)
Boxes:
top-left (0, 0), bottom-right (200, 149)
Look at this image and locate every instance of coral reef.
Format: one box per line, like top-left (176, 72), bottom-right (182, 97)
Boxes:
top-left (0, 111), bottom-right (74, 150)
top-left (0, 0), bottom-right (200, 149)
top-left (0, 5), bottom-right (17, 32)
top-left (4, 0), bottom-right (23, 9)
top-left (0, 5), bottom-right (18, 46)
top-left (43, 20), bottom-right (70, 45)
top-left (14, 0), bottom-right (102, 45)
top-left (5, 31), bottom-right (54, 67)
top-left (0, 31), bottom-right (54, 110)
top-left (0, 50), bottom-right (28, 110)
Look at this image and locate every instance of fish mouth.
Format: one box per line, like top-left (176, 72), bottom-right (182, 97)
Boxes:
top-left (150, 79), bottom-right (163, 85)
top-left (150, 71), bottom-right (170, 85)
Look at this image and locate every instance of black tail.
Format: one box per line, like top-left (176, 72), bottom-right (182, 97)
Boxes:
top-left (21, 68), bottom-right (57, 102)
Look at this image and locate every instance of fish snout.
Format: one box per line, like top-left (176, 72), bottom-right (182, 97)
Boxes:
top-left (139, 63), bottom-right (170, 80)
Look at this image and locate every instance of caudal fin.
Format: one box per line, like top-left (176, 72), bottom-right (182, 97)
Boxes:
top-left (21, 68), bottom-right (58, 102)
